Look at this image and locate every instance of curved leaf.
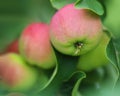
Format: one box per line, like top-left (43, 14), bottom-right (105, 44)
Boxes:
top-left (37, 60), bottom-right (58, 92)
top-left (50, 0), bottom-right (75, 10)
top-left (71, 72), bottom-right (86, 96)
top-left (106, 38), bottom-right (120, 88)
top-left (75, 0), bottom-right (104, 16)
top-left (38, 50), bottom-right (80, 96)
top-left (58, 71), bottom-right (86, 96)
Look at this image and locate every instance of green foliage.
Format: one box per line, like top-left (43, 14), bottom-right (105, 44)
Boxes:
top-left (75, 0), bottom-right (104, 15)
top-left (38, 51), bottom-right (83, 96)
top-left (106, 38), bottom-right (120, 87)
top-left (50, 0), bottom-right (104, 15)
top-left (103, 0), bottom-right (120, 91)
top-left (50, 0), bottom-right (76, 9)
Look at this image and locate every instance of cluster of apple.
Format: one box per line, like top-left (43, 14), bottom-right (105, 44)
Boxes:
top-left (0, 4), bottom-right (110, 92)
top-left (50, 4), bottom-right (110, 71)
top-left (0, 23), bottom-right (55, 92)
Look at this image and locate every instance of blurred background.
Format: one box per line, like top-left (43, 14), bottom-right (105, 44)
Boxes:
top-left (0, 0), bottom-right (56, 53)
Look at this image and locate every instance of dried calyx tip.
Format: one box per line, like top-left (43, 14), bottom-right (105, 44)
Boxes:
top-left (74, 42), bottom-right (84, 55)
top-left (74, 42), bottom-right (83, 49)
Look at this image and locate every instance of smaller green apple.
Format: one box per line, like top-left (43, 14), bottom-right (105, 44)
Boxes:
top-left (77, 32), bottom-right (110, 71)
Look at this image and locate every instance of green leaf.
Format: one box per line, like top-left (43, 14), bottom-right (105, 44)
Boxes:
top-left (22, 58), bottom-right (58, 95)
top-left (106, 38), bottom-right (120, 87)
top-left (71, 72), bottom-right (86, 96)
top-left (107, 39), bottom-right (120, 69)
top-left (50, 0), bottom-right (76, 10)
top-left (37, 60), bottom-right (58, 92)
top-left (58, 71), bottom-right (86, 96)
top-left (38, 50), bottom-right (80, 96)
top-left (75, 0), bottom-right (104, 15)
top-left (50, 0), bottom-right (104, 16)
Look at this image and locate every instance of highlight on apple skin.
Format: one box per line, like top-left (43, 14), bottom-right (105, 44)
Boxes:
top-left (0, 53), bottom-right (38, 91)
top-left (77, 32), bottom-right (110, 72)
top-left (19, 23), bottom-right (56, 69)
top-left (50, 4), bottom-right (103, 56)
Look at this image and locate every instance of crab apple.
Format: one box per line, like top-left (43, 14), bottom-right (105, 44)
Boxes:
top-left (77, 32), bottom-right (110, 71)
top-left (50, 4), bottom-right (103, 56)
top-left (0, 53), bottom-right (38, 91)
top-left (19, 23), bottom-right (56, 69)
top-left (6, 39), bottom-right (19, 53)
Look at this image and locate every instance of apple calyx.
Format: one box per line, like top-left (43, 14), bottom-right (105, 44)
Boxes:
top-left (74, 42), bottom-right (84, 55)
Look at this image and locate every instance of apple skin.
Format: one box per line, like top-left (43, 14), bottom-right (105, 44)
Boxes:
top-left (19, 23), bottom-right (56, 69)
top-left (6, 39), bottom-right (19, 53)
top-left (50, 4), bottom-right (103, 56)
top-left (77, 32), bottom-right (110, 72)
top-left (0, 53), bottom-right (38, 91)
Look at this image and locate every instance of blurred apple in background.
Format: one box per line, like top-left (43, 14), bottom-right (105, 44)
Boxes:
top-left (19, 23), bottom-right (56, 69)
top-left (0, 53), bottom-right (38, 91)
